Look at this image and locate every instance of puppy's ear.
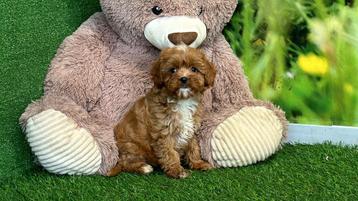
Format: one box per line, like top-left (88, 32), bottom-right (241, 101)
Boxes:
top-left (150, 59), bottom-right (164, 88)
top-left (204, 60), bottom-right (216, 88)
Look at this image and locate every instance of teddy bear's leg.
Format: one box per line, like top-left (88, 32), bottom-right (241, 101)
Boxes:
top-left (198, 100), bottom-right (288, 167)
top-left (25, 109), bottom-right (102, 175)
top-left (20, 95), bottom-right (118, 175)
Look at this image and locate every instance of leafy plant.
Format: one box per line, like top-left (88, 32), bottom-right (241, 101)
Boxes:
top-left (224, 0), bottom-right (358, 126)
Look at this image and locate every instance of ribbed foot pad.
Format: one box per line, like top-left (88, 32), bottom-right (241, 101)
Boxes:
top-left (26, 109), bottom-right (101, 175)
top-left (211, 106), bottom-right (283, 167)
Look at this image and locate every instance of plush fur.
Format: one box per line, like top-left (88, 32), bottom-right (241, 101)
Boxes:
top-left (108, 47), bottom-right (215, 178)
top-left (20, 0), bottom-right (288, 175)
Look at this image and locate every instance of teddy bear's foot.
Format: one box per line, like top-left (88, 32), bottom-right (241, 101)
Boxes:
top-left (211, 106), bottom-right (284, 167)
top-left (25, 109), bottom-right (102, 175)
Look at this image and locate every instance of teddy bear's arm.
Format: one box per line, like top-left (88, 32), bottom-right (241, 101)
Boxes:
top-left (21, 12), bottom-right (117, 132)
top-left (44, 12), bottom-right (118, 109)
top-left (207, 35), bottom-right (255, 110)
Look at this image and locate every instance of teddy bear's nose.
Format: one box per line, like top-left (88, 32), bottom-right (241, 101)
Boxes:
top-left (168, 32), bottom-right (198, 46)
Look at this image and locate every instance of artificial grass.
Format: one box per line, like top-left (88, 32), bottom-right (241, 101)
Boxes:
top-left (0, 0), bottom-right (357, 200)
top-left (1, 144), bottom-right (358, 201)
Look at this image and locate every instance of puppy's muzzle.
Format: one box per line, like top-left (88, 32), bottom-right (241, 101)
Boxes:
top-left (144, 16), bottom-right (207, 50)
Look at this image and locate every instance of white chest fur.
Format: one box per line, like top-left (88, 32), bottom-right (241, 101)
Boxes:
top-left (173, 98), bottom-right (199, 147)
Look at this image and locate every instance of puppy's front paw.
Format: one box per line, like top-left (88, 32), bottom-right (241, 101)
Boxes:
top-left (177, 170), bottom-right (190, 179)
top-left (166, 167), bottom-right (190, 179)
top-left (190, 160), bottom-right (214, 171)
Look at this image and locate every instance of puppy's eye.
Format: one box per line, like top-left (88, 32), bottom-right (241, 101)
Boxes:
top-left (169, 68), bottom-right (177, 73)
top-left (152, 6), bottom-right (163, 15)
top-left (191, 67), bottom-right (199, 73)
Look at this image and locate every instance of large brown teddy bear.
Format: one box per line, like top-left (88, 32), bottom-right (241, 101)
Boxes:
top-left (20, 0), bottom-right (288, 175)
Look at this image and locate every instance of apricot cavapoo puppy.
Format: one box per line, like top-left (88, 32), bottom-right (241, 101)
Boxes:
top-left (108, 45), bottom-right (216, 179)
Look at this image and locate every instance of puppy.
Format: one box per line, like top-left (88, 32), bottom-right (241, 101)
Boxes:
top-left (108, 46), bottom-right (216, 179)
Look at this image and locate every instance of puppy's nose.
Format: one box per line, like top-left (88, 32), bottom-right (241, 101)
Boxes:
top-left (180, 77), bottom-right (188, 84)
top-left (168, 32), bottom-right (198, 46)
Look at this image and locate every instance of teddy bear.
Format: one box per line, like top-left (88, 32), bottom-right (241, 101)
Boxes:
top-left (20, 0), bottom-right (288, 175)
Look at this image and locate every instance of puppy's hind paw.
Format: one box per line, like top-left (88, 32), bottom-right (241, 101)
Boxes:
top-left (107, 165), bottom-right (122, 177)
top-left (140, 164), bottom-right (154, 174)
top-left (190, 160), bottom-right (214, 171)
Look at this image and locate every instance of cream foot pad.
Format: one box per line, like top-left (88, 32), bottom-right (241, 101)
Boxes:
top-left (25, 109), bottom-right (102, 175)
top-left (211, 106), bottom-right (283, 167)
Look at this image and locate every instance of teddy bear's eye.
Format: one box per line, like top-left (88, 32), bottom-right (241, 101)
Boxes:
top-left (152, 6), bottom-right (163, 15)
top-left (198, 6), bottom-right (204, 16)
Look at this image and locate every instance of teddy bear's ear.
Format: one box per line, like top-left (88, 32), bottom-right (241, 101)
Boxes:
top-left (150, 59), bottom-right (164, 88)
top-left (204, 60), bottom-right (217, 88)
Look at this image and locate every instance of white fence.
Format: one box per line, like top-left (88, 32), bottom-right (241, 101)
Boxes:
top-left (285, 124), bottom-right (358, 145)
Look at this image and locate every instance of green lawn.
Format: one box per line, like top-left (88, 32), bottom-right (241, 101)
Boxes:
top-left (1, 0), bottom-right (357, 200)
top-left (1, 145), bottom-right (358, 200)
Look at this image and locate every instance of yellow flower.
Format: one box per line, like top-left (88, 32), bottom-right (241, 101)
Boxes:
top-left (253, 38), bottom-right (266, 47)
top-left (298, 53), bottom-right (329, 76)
top-left (344, 83), bottom-right (354, 94)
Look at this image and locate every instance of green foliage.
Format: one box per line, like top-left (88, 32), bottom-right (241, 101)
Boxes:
top-left (224, 0), bottom-right (358, 126)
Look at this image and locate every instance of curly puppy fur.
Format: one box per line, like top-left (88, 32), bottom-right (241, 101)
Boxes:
top-left (108, 46), bottom-right (216, 178)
